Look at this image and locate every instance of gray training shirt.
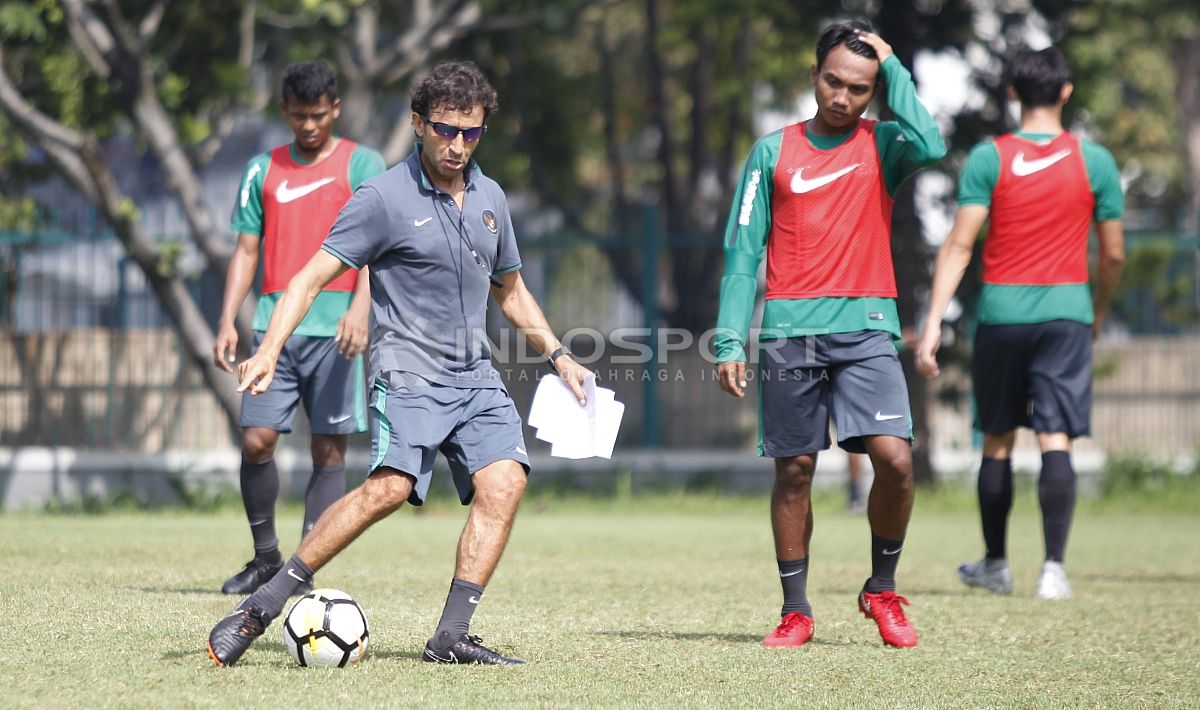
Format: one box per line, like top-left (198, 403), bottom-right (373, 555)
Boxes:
top-left (323, 147), bottom-right (522, 389)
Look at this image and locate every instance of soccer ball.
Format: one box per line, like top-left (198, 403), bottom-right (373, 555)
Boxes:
top-left (282, 588), bottom-right (369, 668)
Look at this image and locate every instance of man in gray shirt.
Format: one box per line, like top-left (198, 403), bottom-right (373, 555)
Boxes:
top-left (207, 61), bottom-right (591, 667)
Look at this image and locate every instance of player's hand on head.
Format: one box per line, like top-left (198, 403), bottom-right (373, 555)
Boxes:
top-left (335, 311), bottom-right (369, 358)
top-left (213, 322), bottom-right (239, 373)
top-left (237, 355), bottom-right (276, 395)
top-left (554, 356), bottom-right (592, 406)
top-left (717, 361), bottom-right (747, 398)
top-left (914, 327), bottom-right (941, 380)
top-left (855, 30), bottom-right (893, 63)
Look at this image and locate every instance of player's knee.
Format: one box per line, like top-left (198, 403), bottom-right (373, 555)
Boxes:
top-left (241, 429), bottom-right (278, 462)
top-left (872, 449), bottom-right (913, 485)
top-left (775, 456), bottom-right (816, 489)
top-left (360, 471), bottom-right (411, 515)
top-left (475, 464), bottom-right (527, 507)
top-left (310, 435), bottom-right (347, 467)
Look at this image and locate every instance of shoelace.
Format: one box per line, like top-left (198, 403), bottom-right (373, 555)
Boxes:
top-left (237, 608), bottom-right (267, 636)
top-left (874, 592), bottom-right (911, 624)
top-left (772, 613), bottom-right (811, 636)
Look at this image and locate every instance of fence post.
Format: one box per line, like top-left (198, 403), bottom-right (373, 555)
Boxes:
top-left (641, 204), bottom-right (660, 449)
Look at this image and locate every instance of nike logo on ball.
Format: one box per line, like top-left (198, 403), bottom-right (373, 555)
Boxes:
top-left (414, 217), bottom-right (434, 226)
top-left (875, 411), bottom-right (903, 421)
top-left (276, 177), bottom-right (335, 203)
top-left (1011, 149), bottom-right (1071, 176)
top-left (791, 163), bottom-right (861, 193)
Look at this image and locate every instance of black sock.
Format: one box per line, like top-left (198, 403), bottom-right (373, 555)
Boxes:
top-left (866, 535), bottom-right (904, 593)
top-left (243, 554), bottom-right (313, 621)
top-left (303, 464), bottom-right (346, 538)
top-left (778, 557), bottom-right (812, 617)
top-left (433, 578), bottom-right (484, 640)
top-left (1039, 451), bottom-right (1076, 563)
top-left (241, 458), bottom-right (281, 565)
top-left (978, 457), bottom-right (1013, 560)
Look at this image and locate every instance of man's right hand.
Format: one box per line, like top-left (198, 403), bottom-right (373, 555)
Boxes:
top-left (717, 360), bottom-right (748, 398)
top-left (914, 323), bottom-right (942, 380)
top-left (213, 321), bottom-right (239, 372)
top-left (237, 352), bottom-right (277, 395)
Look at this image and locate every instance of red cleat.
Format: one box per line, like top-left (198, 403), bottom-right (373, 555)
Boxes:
top-left (762, 612), bottom-right (815, 648)
top-left (858, 589), bottom-right (918, 648)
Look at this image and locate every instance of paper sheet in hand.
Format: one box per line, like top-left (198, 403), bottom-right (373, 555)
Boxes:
top-left (528, 375), bottom-right (623, 459)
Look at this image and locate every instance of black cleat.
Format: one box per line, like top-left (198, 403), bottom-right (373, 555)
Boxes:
top-left (220, 558), bottom-right (282, 595)
top-left (206, 604), bottom-right (270, 667)
top-left (422, 631), bottom-right (525, 665)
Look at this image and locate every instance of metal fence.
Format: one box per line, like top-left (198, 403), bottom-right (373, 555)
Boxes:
top-left (2, 205), bottom-right (1198, 457)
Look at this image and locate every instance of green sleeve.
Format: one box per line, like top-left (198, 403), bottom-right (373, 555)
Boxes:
top-left (957, 141), bottom-right (1000, 206)
top-left (230, 153), bottom-right (271, 236)
top-left (349, 145), bottom-right (387, 190)
top-left (875, 56), bottom-right (947, 195)
top-left (1081, 140), bottom-right (1124, 221)
top-left (715, 131), bottom-right (781, 363)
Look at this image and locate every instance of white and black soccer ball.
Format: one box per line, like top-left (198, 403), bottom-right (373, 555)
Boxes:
top-left (282, 588), bottom-right (369, 668)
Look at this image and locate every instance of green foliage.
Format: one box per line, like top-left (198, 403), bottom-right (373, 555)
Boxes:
top-left (1099, 450), bottom-right (1200, 499)
top-left (0, 1), bottom-right (46, 41)
top-left (1108, 236), bottom-right (1200, 330)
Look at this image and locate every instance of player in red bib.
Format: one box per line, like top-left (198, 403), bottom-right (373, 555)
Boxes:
top-left (916, 48), bottom-right (1125, 600)
top-left (212, 62), bottom-right (385, 596)
top-left (716, 22), bottom-right (946, 649)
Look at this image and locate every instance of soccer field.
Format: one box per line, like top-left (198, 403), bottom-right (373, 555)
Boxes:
top-left (2, 494), bottom-right (1197, 708)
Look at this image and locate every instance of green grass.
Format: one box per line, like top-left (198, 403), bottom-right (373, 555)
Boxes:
top-left (2, 493), bottom-right (1198, 708)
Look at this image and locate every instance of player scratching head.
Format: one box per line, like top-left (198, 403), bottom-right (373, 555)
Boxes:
top-left (410, 61), bottom-right (499, 192)
top-left (809, 21), bottom-right (889, 136)
top-left (280, 61), bottom-right (341, 161)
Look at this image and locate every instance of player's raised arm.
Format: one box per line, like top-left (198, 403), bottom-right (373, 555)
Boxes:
top-left (237, 249), bottom-right (349, 394)
top-left (857, 30), bottom-right (946, 178)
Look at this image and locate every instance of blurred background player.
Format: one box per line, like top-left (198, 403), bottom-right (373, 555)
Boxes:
top-left (213, 61), bottom-right (385, 595)
top-left (846, 453), bottom-right (866, 514)
top-left (915, 47), bottom-right (1125, 599)
top-left (715, 21), bottom-right (945, 649)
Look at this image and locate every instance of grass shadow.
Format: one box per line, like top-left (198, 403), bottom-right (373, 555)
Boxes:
top-left (597, 629), bottom-right (866, 648)
top-left (129, 586), bottom-right (225, 595)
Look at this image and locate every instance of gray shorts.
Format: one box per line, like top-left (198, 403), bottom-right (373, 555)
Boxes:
top-left (972, 320), bottom-right (1092, 438)
top-left (239, 332), bottom-right (367, 435)
top-left (759, 331), bottom-right (912, 456)
top-left (369, 372), bottom-right (531, 506)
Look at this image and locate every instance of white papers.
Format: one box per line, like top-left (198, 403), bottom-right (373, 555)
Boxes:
top-left (528, 375), bottom-right (624, 459)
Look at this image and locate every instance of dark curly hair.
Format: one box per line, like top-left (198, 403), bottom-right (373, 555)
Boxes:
top-left (281, 61), bottom-right (338, 105)
top-left (816, 20), bottom-right (878, 69)
top-left (411, 61), bottom-right (499, 119)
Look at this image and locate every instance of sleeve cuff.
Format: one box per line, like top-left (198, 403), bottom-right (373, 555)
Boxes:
top-left (494, 262), bottom-right (522, 275)
top-left (322, 244), bottom-right (362, 270)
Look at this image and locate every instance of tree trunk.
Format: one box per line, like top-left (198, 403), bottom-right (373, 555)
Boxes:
top-left (1171, 34), bottom-right (1200, 224)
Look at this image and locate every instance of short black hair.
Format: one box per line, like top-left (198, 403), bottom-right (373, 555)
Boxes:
top-left (816, 20), bottom-right (878, 70)
top-left (281, 61), bottom-right (338, 105)
top-left (1007, 48), bottom-right (1072, 107)
top-left (411, 61), bottom-right (499, 120)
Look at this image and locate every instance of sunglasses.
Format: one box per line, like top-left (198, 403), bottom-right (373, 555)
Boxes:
top-left (421, 116), bottom-right (487, 143)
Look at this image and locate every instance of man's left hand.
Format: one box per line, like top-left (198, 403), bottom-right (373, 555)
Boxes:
top-left (856, 30), bottom-right (894, 63)
top-left (335, 309), bottom-right (369, 358)
top-left (554, 356), bottom-right (592, 406)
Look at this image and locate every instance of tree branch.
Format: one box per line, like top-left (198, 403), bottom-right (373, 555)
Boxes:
top-left (138, 0), bottom-right (168, 43)
top-left (59, 0), bottom-right (114, 78)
